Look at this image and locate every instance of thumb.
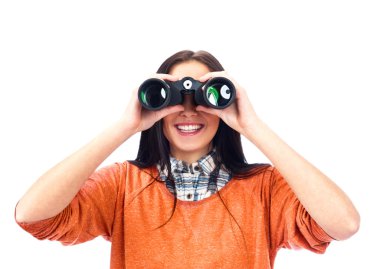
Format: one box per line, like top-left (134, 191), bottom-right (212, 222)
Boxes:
top-left (195, 105), bottom-right (222, 117)
top-left (156, 105), bottom-right (184, 119)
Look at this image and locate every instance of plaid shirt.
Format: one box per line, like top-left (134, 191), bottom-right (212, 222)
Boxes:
top-left (158, 151), bottom-right (232, 201)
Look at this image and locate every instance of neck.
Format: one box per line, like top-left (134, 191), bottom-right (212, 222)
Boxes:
top-left (170, 146), bottom-right (212, 164)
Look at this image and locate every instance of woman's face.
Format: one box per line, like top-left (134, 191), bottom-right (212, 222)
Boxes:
top-left (163, 60), bottom-right (220, 163)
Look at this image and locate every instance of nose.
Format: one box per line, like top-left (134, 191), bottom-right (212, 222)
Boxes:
top-left (180, 94), bottom-right (197, 117)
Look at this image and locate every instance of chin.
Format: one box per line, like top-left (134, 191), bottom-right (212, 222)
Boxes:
top-left (169, 141), bottom-right (209, 156)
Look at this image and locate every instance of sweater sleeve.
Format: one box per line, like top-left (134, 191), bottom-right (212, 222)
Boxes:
top-left (268, 167), bottom-right (334, 253)
top-left (16, 162), bottom-right (125, 246)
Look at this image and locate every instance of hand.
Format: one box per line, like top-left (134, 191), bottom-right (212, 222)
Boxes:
top-left (196, 71), bottom-right (259, 137)
top-left (120, 74), bottom-right (184, 135)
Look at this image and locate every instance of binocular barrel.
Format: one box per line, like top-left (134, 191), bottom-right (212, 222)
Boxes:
top-left (138, 77), bottom-right (236, 111)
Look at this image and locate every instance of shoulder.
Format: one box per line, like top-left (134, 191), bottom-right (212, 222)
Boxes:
top-left (123, 161), bottom-right (159, 181)
top-left (228, 165), bottom-right (275, 194)
top-left (89, 161), bottom-right (161, 204)
top-left (233, 165), bottom-right (277, 183)
top-left (93, 161), bottom-right (157, 179)
top-left (122, 161), bottom-right (160, 195)
top-left (230, 165), bottom-right (287, 200)
top-left (88, 161), bottom-right (158, 191)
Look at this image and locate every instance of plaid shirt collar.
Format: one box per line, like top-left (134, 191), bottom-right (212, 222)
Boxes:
top-left (157, 150), bottom-right (232, 201)
top-left (169, 150), bottom-right (218, 175)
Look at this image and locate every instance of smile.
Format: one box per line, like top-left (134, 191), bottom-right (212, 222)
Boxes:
top-left (175, 124), bottom-right (204, 134)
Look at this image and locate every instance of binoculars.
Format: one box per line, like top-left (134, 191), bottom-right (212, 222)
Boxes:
top-left (138, 76), bottom-right (236, 111)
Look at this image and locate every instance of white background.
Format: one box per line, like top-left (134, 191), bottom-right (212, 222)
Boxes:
top-left (1, 0), bottom-right (379, 268)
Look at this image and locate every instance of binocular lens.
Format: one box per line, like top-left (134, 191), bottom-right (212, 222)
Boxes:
top-left (139, 80), bottom-right (168, 110)
top-left (205, 82), bottom-right (232, 107)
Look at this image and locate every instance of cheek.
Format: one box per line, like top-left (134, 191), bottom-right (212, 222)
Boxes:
top-left (162, 116), bottom-right (173, 140)
top-left (206, 115), bottom-right (220, 134)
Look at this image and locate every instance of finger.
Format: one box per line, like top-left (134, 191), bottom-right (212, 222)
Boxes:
top-left (127, 87), bottom-right (142, 111)
top-left (198, 73), bottom-right (213, 82)
top-left (199, 71), bottom-right (227, 82)
top-left (195, 105), bottom-right (222, 117)
top-left (156, 105), bottom-right (184, 119)
top-left (155, 73), bottom-right (179, 81)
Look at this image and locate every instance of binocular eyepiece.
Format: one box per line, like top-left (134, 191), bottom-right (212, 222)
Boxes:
top-left (138, 76), bottom-right (236, 111)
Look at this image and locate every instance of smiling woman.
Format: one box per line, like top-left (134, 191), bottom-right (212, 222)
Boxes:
top-left (15, 50), bottom-right (360, 269)
top-left (162, 61), bottom-right (220, 163)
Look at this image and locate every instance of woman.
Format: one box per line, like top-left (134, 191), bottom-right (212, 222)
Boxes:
top-left (16, 50), bottom-right (360, 268)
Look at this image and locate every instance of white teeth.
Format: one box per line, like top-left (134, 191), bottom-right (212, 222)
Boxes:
top-left (176, 124), bottom-right (202, 132)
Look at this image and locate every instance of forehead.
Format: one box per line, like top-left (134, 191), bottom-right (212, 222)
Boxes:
top-left (169, 60), bottom-right (210, 80)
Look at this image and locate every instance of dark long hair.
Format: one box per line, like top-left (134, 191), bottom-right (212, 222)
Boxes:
top-left (131, 50), bottom-right (269, 177)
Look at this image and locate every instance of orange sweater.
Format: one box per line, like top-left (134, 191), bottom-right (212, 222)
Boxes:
top-left (17, 162), bottom-right (333, 268)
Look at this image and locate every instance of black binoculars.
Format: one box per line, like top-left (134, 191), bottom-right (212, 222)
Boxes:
top-left (138, 76), bottom-right (236, 111)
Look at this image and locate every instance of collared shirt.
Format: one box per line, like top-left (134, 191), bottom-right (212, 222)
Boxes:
top-left (157, 151), bottom-right (232, 201)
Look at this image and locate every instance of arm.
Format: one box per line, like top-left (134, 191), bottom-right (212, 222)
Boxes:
top-left (245, 118), bottom-right (360, 240)
top-left (197, 72), bottom-right (360, 240)
top-left (16, 74), bottom-right (183, 223)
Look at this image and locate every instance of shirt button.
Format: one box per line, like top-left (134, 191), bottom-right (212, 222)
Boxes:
top-left (187, 193), bottom-right (193, 200)
top-left (194, 165), bottom-right (200, 171)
